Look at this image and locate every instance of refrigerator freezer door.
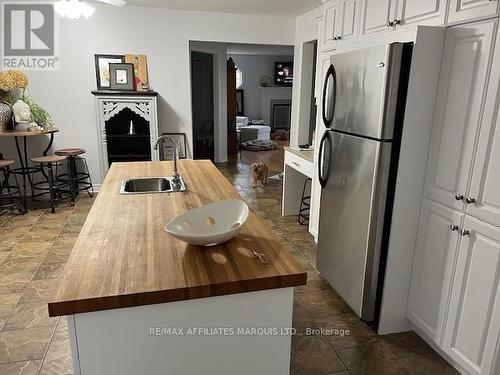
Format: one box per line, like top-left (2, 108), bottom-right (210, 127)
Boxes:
top-left (316, 132), bottom-right (392, 320)
top-left (331, 43), bottom-right (404, 140)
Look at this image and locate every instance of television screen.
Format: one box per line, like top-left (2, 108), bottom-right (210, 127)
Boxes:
top-left (275, 62), bottom-right (293, 86)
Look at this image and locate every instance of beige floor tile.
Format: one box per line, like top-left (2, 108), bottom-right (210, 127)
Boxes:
top-left (0, 272), bottom-right (33, 294)
top-left (0, 293), bottom-right (22, 317)
top-left (18, 279), bottom-right (59, 304)
top-left (3, 301), bottom-right (58, 331)
top-left (39, 339), bottom-right (73, 375)
top-left (291, 335), bottom-right (346, 375)
top-left (0, 327), bottom-right (53, 363)
top-left (0, 360), bottom-right (41, 375)
top-left (52, 318), bottom-right (69, 341)
top-left (33, 262), bottom-right (67, 281)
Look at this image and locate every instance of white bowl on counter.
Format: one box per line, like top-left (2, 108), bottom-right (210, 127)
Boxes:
top-left (165, 199), bottom-right (249, 246)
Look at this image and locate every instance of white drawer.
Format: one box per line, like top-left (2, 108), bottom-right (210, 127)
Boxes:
top-left (285, 151), bottom-right (314, 179)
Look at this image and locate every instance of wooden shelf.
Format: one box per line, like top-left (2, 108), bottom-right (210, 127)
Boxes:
top-left (91, 90), bottom-right (158, 96)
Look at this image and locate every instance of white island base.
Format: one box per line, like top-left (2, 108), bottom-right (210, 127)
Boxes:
top-left (67, 288), bottom-right (294, 375)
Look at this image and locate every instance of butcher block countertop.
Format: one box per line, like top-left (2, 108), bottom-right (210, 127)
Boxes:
top-left (48, 160), bottom-right (306, 317)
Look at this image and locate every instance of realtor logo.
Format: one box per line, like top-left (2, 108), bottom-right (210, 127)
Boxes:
top-left (1, 2), bottom-right (60, 70)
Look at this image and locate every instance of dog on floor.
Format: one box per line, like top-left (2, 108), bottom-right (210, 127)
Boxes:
top-left (250, 162), bottom-right (269, 188)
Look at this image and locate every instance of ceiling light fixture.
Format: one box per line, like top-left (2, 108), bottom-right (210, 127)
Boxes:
top-left (54, 0), bottom-right (95, 20)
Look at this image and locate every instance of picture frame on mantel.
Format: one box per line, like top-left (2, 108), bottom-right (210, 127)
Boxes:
top-left (160, 133), bottom-right (187, 160)
top-left (94, 54), bottom-right (125, 90)
top-left (109, 63), bottom-right (135, 91)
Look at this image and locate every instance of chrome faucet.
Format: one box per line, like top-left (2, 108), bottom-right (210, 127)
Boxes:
top-left (153, 135), bottom-right (181, 187)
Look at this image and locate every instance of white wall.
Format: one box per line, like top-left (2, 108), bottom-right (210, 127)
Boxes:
top-left (0, 4), bottom-right (295, 185)
top-left (290, 6), bottom-right (322, 146)
top-left (230, 54), bottom-right (293, 122)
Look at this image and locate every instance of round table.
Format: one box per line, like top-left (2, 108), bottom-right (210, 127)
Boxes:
top-left (0, 128), bottom-right (59, 210)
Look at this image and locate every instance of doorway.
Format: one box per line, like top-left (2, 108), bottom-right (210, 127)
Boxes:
top-left (191, 51), bottom-right (215, 161)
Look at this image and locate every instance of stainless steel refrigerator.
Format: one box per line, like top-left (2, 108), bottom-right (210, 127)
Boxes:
top-left (317, 43), bottom-right (413, 324)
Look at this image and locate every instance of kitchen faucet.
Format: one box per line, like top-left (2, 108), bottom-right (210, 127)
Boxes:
top-left (153, 135), bottom-right (181, 187)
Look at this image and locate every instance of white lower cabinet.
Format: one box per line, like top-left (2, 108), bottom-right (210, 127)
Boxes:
top-left (443, 216), bottom-right (500, 375)
top-left (408, 199), bottom-right (463, 344)
top-left (409, 208), bottom-right (500, 374)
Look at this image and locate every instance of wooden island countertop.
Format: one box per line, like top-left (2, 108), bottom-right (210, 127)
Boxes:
top-left (48, 160), bottom-right (306, 317)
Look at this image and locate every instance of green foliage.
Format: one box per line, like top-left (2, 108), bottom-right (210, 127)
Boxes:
top-left (21, 96), bottom-right (54, 128)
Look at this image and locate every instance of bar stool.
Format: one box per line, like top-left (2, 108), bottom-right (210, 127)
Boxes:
top-left (31, 155), bottom-right (71, 213)
top-left (55, 148), bottom-right (94, 200)
top-left (298, 178), bottom-right (312, 225)
top-left (0, 159), bottom-right (25, 214)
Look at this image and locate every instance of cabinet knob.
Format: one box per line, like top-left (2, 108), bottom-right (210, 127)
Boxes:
top-left (394, 19), bottom-right (401, 26)
top-left (466, 197), bottom-right (476, 204)
top-left (337, 35), bottom-right (342, 40)
top-left (461, 229), bottom-right (471, 236)
top-left (455, 194), bottom-right (465, 201)
top-left (449, 225), bottom-right (459, 232)
top-left (387, 21), bottom-right (394, 27)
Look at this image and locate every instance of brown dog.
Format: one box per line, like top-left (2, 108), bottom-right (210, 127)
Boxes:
top-left (251, 162), bottom-right (269, 187)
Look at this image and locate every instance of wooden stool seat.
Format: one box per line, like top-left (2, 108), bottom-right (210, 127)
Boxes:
top-left (55, 148), bottom-right (86, 157)
top-left (0, 160), bottom-right (15, 168)
top-left (31, 155), bottom-right (67, 164)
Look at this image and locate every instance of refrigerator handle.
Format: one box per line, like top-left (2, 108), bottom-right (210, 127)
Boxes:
top-left (322, 64), bottom-right (337, 129)
top-left (318, 131), bottom-right (332, 188)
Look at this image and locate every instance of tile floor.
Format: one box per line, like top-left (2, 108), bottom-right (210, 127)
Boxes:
top-left (0, 150), bottom-right (457, 374)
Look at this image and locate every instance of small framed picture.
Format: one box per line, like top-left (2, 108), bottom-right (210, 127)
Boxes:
top-left (109, 63), bottom-right (135, 91)
top-left (94, 54), bottom-right (125, 90)
top-left (159, 133), bottom-right (188, 160)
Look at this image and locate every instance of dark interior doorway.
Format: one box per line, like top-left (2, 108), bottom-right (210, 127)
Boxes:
top-left (191, 51), bottom-right (215, 161)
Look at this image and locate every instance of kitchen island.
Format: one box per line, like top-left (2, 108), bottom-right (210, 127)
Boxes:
top-left (48, 160), bottom-right (306, 375)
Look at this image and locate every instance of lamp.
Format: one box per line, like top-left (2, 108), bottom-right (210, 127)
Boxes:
top-left (54, 0), bottom-right (95, 20)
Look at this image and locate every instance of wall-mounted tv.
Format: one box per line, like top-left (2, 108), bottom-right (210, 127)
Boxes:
top-left (275, 62), bottom-right (293, 86)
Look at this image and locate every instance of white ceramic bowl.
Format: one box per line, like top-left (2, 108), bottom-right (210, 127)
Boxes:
top-left (165, 199), bottom-right (249, 246)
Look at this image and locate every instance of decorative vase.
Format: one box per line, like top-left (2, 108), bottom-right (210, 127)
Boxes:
top-left (0, 102), bottom-right (12, 132)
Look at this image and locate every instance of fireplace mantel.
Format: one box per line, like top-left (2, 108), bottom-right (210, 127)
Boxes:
top-left (93, 92), bottom-right (159, 181)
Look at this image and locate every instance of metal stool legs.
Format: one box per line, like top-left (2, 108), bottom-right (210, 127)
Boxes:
top-left (0, 166), bottom-right (25, 214)
top-left (56, 156), bottom-right (94, 199)
top-left (298, 178), bottom-right (312, 225)
top-left (32, 161), bottom-right (72, 213)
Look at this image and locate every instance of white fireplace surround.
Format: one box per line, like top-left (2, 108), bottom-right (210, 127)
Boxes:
top-left (94, 93), bottom-right (160, 182)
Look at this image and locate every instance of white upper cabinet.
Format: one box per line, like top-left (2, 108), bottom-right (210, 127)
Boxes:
top-left (448, 0), bottom-right (500, 25)
top-left (467, 26), bottom-right (500, 228)
top-left (407, 199), bottom-right (463, 344)
top-left (443, 216), bottom-right (500, 375)
top-left (396, 0), bottom-right (446, 28)
top-left (338, 0), bottom-right (361, 42)
top-left (424, 19), bottom-right (497, 212)
top-left (360, 0), bottom-right (398, 37)
top-left (321, 0), bottom-right (340, 51)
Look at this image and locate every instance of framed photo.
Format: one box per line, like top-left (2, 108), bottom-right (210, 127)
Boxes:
top-left (109, 63), bottom-right (135, 91)
top-left (94, 54), bottom-right (125, 90)
top-left (236, 89), bottom-right (244, 116)
top-left (125, 54), bottom-right (149, 91)
top-left (159, 133), bottom-right (187, 160)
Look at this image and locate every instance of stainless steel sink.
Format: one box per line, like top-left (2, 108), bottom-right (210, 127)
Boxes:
top-left (120, 177), bottom-right (186, 194)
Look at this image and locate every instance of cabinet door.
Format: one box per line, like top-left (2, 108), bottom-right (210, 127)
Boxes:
top-left (467, 22), bottom-right (500, 228)
top-left (321, 1), bottom-right (340, 52)
top-left (396, 0), bottom-right (446, 28)
top-left (448, 0), bottom-right (499, 25)
top-left (424, 20), bottom-right (496, 211)
top-left (443, 216), bottom-right (500, 375)
top-left (407, 199), bottom-right (463, 344)
top-left (360, 0), bottom-right (397, 37)
top-left (310, 55), bottom-right (334, 239)
top-left (338, 0), bottom-right (361, 42)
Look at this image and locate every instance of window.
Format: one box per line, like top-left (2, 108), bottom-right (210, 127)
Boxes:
top-left (236, 68), bottom-right (243, 89)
